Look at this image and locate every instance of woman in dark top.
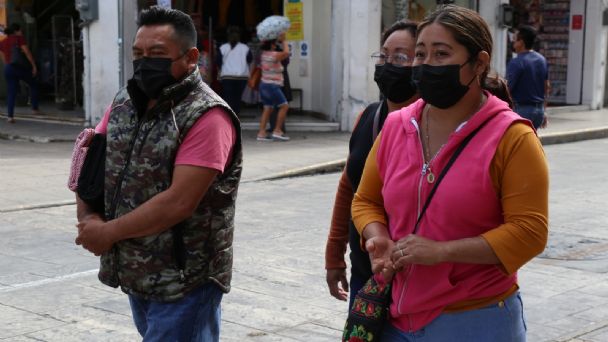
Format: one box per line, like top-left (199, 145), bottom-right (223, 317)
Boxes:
top-left (0, 23), bottom-right (39, 123)
top-left (324, 21), bottom-right (419, 307)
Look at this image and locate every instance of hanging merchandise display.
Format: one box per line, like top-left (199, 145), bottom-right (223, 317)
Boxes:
top-left (510, 0), bottom-right (571, 104)
top-left (538, 0), bottom-right (570, 103)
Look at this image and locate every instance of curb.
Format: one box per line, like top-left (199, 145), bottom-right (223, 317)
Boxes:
top-left (250, 127), bottom-right (608, 182)
top-left (539, 126), bottom-right (608, 145)
top-left (244, 159), bottom-right (346, 183)
top-left (0, 132), bottom-right (73, 143)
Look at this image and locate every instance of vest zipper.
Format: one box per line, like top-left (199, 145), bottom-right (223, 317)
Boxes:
top-left (108, 120), bottom-right (145, 283)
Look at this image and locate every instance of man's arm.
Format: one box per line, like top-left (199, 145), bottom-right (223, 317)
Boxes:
top-left (20, 45), bottom-right (37, 76)
top-left (76, 165), bottom-right (218, 254)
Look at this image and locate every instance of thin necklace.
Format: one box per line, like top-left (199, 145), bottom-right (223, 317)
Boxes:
top-left (423, 107), bottom-right (444, 183)
top-left (423, 94), bottom-right (486, 184)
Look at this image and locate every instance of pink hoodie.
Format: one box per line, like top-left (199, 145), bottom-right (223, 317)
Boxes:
top-left (376, 92), bottom-right (528, 332)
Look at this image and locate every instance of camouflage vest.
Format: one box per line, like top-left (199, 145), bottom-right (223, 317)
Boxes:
top-left (99, 69), bottom-right (242, 302)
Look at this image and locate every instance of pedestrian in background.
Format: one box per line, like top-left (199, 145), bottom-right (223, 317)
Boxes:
top-left (352, 5), bottom-right (548, 340)
top-left (324, 20), bottom-right (419, 308)
top-left (0, 23), bottom-right (39, 123)
top-left (74, 7), bottom-right (242, 341)
top-left (218, 26), bottom-right (252, 116)
top-left (507, 25), bottom-right (549, 129)
top-left (256, 32), bottom-right (290, 141)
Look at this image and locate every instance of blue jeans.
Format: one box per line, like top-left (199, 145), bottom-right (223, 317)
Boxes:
top-left (381, 292), bottom-right (527, 342)
top-left (4, 64), bottom-right (39, 118)
top-left (514, 103), bottom-right (544, 129)
top-left (128, 282), bottom-right (224, 342)
top-left (259, 82), bottom-right (287, 108)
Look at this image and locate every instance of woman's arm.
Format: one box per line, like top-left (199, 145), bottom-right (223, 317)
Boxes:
top-left (351, 136), bottom-right (394, 276)
top-left (391, 123), bottom-right (548, 272)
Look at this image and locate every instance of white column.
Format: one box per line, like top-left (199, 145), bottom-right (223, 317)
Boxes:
top-left (82, 1), bottom-right (120, 126)
top-left (479, 0), bottom-right (509, 78)
top-left (582, 0), bottom-right (607, 109)
top-left (332, 0), bottom-right (381, 132)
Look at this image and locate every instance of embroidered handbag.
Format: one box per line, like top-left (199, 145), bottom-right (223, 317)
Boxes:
top-left (342, 277), bottom-right (392, 342)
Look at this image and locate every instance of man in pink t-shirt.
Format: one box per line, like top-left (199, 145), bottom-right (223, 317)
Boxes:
top-left (74, 7), bottom-right (241, 341)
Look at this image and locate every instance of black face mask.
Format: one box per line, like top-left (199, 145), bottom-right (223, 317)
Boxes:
top-left (412, 62), bottom-right (476, 109)
top-left (132, 57), bottom-right (178, 99)
top-left (374, 64), bottom-right (417, 103)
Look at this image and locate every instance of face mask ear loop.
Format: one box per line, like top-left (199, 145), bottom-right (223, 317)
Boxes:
top-left (170, 100), bottom-right (182, 144)
top-left (460, 56), bottom-right (479, 87)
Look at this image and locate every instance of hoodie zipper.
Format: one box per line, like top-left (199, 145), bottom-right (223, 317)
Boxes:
top-left (395, 118), bottom-right (426, 330)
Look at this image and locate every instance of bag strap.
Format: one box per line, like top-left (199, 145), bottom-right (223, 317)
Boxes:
top-left (413, 116), bottom-right (493, 234)
top-left (372, 100), bottom-right (385, 141)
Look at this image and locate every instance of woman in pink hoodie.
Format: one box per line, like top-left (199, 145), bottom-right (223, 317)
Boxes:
top-left (352, 5), bottom-right (548, 341)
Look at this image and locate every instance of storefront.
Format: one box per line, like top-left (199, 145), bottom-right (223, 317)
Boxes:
top-left (0, 0), bottom-right (83, 111)
top-left (508, 0), bottom-right (607, 107)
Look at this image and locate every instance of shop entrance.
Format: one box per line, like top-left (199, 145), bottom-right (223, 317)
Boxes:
top-left (1, 0), bottom-right (83, 117)
top-left (509, 0), bottom-right (586, 105)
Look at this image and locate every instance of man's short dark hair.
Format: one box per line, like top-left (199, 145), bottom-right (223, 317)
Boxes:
top-left (137, 6), bottom-right (196, 52)
top-left (517, 25), bottom-right (537, 50)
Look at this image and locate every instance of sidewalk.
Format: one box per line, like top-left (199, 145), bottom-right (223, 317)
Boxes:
top-left (1, 108), bottom-right (608, 341)
top-left (1, 106), bottom-right (607, 213)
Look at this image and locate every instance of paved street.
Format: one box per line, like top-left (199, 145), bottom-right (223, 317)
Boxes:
top-left (0, 136), bottom-right (607, 341)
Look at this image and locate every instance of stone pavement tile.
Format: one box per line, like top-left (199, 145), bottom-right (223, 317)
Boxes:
top-left (20, 298), bottom-right (139, 342)
top-left (221, 321), bottom-right (298, 341)
top-left (0, 272), bottom-right (48, 287)
top-left (579, 326), bottom-right (608, 342)
top-left (578, 281), bottom-right (608, 298)
top-left (573, 304), bottom-right (608, 323)
top-left (222, 287), bottom-right (340, 335)
top-left (0, 281), bottom-right (116, 316)
top-left (24, 321), bottom-right (139, 342)
top-left (0, 304), bottom-right (65, 339)
top-left (273, 322), bottom-right (342, 341)
top-left (542, 315), bottom-right (596, 336)
top-left (526, 321), bottom-right (568, 342)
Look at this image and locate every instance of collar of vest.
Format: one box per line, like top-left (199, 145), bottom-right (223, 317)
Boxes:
top-left (126, 67), bottom-right (203, 118)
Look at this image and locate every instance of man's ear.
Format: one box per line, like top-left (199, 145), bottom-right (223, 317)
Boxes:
top-left (186, 47), bottom-right (200, 67)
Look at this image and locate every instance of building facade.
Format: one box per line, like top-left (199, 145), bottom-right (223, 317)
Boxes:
top-left (82, 0), bottom-right (608, 129)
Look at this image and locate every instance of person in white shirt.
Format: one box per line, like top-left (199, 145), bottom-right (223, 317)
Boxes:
top-left (217, 26), bottom-right (252, 116)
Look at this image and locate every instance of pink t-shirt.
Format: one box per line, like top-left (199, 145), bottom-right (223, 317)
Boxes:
top-left (95, 106), bottom-right (235, 173)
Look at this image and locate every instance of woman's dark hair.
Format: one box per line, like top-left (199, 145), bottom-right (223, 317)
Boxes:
top-left (418, 5), bottom-right (512, 105)
top-left (4, 23), bottom-right (21, 35)
top-left (517, 25), bottom-right (537, 50)
top-left (484, 72), bottom-right (513, 108)
top-left (381, 20), bottom-right (418, 45)
top-left (138, 6), bottom-right (196, 53)
top-left (260, 39), bottom-right (277, 51)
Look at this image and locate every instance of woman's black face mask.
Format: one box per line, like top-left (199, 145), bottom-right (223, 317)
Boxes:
top-left (374, 64), bottom-right (417, 103)
top-left (411, 61), bottom-right (476, 109)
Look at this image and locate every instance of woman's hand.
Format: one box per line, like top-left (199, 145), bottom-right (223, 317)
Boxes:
top-left (365, 236), bottom-right (396, 281)
top-left (391, 234), bottom-right (445, 271)
top-left (326, 268), bottom-right (349, 301)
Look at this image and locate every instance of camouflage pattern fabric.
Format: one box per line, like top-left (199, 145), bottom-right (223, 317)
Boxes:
top-left (100, 69), bottom-right (242, 302)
